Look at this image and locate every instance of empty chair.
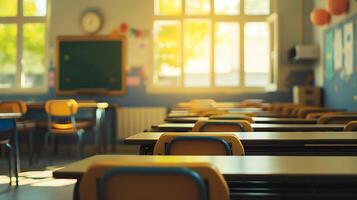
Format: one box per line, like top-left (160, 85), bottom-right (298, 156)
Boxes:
top-left (317, 114), bottom-right (357, 124)
top-left (80, 162), bottom-right (229, 200)
top-left (209, 114), bottom-right (254, 123)
top-left (305, 112), bottom-right (337, 119)
top-left (153, 132), bottom-right (245, 155)
top-left (344, 121), bottom-right (357, 131)
top-left (193, 119), bottom-right (253, 132)
top-left (196, 109), bottom-right (228, 117)
top-left (44, 99), bottom-right (92, 158)
top-left (0, 100), bottom-right (36, 164)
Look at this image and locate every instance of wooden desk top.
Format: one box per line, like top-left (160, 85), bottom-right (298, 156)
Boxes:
top-left (165, 117), bottom-right (317, 124)
top-left (151, 123), bottom-right (345, 132)
top-left (124, 131), bottom-right (357, 145)
top-left (0, 113), bottom-right (22, 119)
top-left (53, 155), bottom-right (357, 181)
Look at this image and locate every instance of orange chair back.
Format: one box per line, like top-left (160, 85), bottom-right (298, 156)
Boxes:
top-left (0, 100), bottom-right (27, 114)
top-left (317, 114), bottom-right (357, 124)
top-left (79, 161), bottom-right (229, 200)
top-left (154, 132), bottom-right (245, 155)
top-left (193, 120), bottom-right (253, 132)
top-left (209, 114), bottom-right (254, 123)
top-left (45, 99), bottom-right (78, 117)
top-left (196, 109), bottom-right (228, 117)
top-left (344, 121), bottom-right (357, 131)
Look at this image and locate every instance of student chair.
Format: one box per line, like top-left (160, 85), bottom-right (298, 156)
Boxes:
top-left (0, 100), bottom-right (36, 164)
top-left (0, 118), bottom-right (17, 185)
top-left (196, 109), bottom-right (228, 117)
top-left (209, 114), bottom-right (254, 123)
top-left (344, 121), bottom-right (357, 131)
top-left (153, 132), bottom-right (245, 155)
top-left (317, 114), bottom-right (357, 124)
top-left (305, 112), bottom-right (336, 119)
top-left (44, 99), bottom-right (91, 158)
top-left (193, 119), bottom-right (253, 132)
top-left (80, 162), bottom-right (229, 200)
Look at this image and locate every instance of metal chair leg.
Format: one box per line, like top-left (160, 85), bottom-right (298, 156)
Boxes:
top-left (77, 130), bottom-right (84, 158)
top-left (44, 132), bottom-right (54, 164)
top-left (28, 131), bottom-right (33, 166)
top-left (5, 143), bottom-right (12, 185)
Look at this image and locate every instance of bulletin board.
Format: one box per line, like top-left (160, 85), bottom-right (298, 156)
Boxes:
top-left (323, 15), bottom-right (357, 110)
top-left (56, 36), bottom-right (126, 95)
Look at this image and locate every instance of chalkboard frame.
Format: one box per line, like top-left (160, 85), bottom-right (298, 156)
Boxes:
top-left (56, 35), bottom-right (127, 96)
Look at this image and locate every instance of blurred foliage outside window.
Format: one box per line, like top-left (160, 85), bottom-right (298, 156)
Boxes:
top-left (0, 0), bottom-right (47, 89)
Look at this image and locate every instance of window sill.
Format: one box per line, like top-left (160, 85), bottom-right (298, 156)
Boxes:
top-left (0, 87), bottom-right (48, 95)
top-left (146, 86), bottom-right (269, 94)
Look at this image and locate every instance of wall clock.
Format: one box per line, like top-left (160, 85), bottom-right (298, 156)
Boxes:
top-left (80, 10), bottom-right (103, 34)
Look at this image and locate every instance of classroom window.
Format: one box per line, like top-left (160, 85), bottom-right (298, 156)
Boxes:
top-left (153, 0), bottom-right (271, 91)
top-left (0, 0), bottom-right (48, 91)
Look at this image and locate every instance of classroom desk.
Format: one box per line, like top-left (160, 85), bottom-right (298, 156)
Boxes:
top-left (125, 131), bottom-right (357, 155)
top-left (168, 110), bottom-right (290, 118)
top-left (0, 113), bottom-right (22, 186)
top-left (27, 101), bottom-right (109, 152)
top-left (165, 116), bottom-right (318, 124)
top-left (151, 123), bottom-right (345, 132)
top-left (53, 155), bottom-right (357, 200)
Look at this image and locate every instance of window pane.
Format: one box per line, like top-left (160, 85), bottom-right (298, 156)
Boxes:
top-left (22, 23), bottom-right (46, 88)
top-left (244, 0), bottom-right (270, 15)
top-left (154, 21), bottom-right (181, 87)
top-left (215, 22), bottom-right (239, 87)
top-left (155, 0), bottom-right (181, 16)
top-left (0, 0), bottom-right (17, 17)
top-left (186, 0), bottom-right (210, 15)
top-left (184, 20), bottom-right (210, 87)
top-left (244, 22), bottom-right (269, 87)
top-left (23, 0), bottom-right (47, 16)
top-left (214, 0), bottom-right (240, 15)
top-left (0, 24), bottom-right (17, 88)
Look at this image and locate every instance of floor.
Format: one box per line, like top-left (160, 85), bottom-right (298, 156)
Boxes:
top-left (0, 144), bottom-right (140, 200)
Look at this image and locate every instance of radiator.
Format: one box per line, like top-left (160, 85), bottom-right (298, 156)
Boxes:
top-left (116, 107), bottom-right (167, 140)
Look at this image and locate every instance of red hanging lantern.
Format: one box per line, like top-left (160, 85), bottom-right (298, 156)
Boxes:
top-left (119, 22), bottom-right (129, 34)
top-left (310, 9), bottom-right (331, 26)
top-left (328, 0), bottom-right (348, 15)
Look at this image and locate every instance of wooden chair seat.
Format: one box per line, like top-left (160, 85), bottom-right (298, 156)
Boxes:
top-left (36, 120), bottom-right (94, 130)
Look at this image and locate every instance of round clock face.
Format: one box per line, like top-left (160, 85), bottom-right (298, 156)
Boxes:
top-left (80, 11), bottom-right (103, 34)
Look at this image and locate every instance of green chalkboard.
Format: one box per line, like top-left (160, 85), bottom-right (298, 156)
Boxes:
top-left (57, 36), bottom-right (126, 95)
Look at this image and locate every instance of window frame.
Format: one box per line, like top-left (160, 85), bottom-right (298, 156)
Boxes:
top-left (0, 0), bottom-right (49, 94)
top-left (149, 0), bottom-right (273, 94)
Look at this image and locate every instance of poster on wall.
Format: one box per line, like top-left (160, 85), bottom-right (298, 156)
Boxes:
top-left (333, 27), bottom-right (343, 71)
top-left (344, 21), bottom-right (354, 77)
top-left (324, 15), bottom-right (357, 81)
top-left (324, 29), bottom-right (334, 80)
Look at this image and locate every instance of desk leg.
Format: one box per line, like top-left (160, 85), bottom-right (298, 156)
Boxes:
top-left (73, 180), bottom-right (80, 200)
top-left (95, 108), bottom-right (106, 153)
top-left (13, 122), bottom-right (20, 186)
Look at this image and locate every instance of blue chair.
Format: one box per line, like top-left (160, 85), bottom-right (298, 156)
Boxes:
top-left (0, 118), bottom-right (17, 185)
